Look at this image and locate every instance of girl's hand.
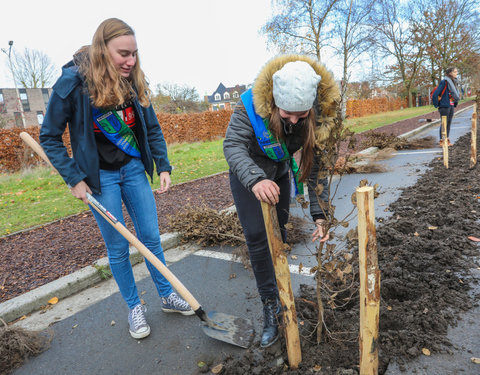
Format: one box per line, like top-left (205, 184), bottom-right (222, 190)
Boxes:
top-left (70, 180), bottom-right (92, 205)
top-left (312, 219), bottom-right (329, 242)
top-left (158, 171), bottom-right (171, 194)
top-left (252, 179), bottom-right (280, 205)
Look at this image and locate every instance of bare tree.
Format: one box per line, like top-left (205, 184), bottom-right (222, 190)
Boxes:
top-left (372, 0), bottom-right (427, 107)
top-left (156, 82), bottom-right (199, 102)
top-left (11, 48), bottom-right (56, 88)
top-left (261, 0), bottom-right (341, 61)
top-left (414, 0), bottom-right (480, 87)
top-left (153, 82), bottom-right (207, 114)
top-left (330, 0), bottom-right (377, 117)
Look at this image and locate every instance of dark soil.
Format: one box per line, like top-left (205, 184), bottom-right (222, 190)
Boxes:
top-left (0, 101), bottom-right (477, 374)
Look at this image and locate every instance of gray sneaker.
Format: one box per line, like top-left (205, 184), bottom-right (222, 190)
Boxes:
top-left (128, 304), bottom-right (150, 339)
top-left (161, 292), bottom-right (194, 315)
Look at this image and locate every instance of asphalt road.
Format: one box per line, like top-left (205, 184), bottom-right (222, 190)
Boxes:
top-left (10, 106), bottom-right (480, 375)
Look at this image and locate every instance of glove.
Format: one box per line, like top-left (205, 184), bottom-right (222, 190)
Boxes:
top-left (454, 101), bottom-right (458, 108)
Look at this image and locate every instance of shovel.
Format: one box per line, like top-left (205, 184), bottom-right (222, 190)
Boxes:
top-left (20, 132), bottom-right (254, 348)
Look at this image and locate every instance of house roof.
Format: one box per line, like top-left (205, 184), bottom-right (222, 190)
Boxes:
top-left (207, 83), bottom-right (247, 103)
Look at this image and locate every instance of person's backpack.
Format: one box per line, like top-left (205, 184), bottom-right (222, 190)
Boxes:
top-left (431, 82), bottom-right (447, 108)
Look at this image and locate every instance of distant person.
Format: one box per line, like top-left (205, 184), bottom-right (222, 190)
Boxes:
top-left (223, 56), bottom-right (339, 347)
top-left (40, 18), bottom-right (193, 340)
top-left (432, 67), bottom-right (460, 146)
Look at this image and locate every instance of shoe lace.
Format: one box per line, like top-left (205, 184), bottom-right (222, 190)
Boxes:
top-left (130, 304), bottom-right (147, 329)
top-left (264, 299), bottom-right (280, 326)
top-left (168, 293), bottom-right (190, 310)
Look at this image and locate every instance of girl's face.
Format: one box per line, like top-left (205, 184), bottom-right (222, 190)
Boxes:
top-left (106, 35), bottom-right (137, 78)
top-left (278, 108), bottom-right (310, 124)
top-left (451, 69), bottom-right (458, 79)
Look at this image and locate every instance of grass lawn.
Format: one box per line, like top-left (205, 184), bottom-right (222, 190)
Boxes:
top-left (0, 167), bottom-right (85, 236)
top-left (0, 138), bottom-right (228, 236)
top-left (164, 138), bottom-right (228, 186)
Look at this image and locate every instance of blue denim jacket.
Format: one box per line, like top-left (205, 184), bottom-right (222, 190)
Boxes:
top-left (40, 61), bottom-right (171, 194)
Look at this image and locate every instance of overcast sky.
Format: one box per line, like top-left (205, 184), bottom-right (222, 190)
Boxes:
top-left (0, 0), bottom-right (286, 97)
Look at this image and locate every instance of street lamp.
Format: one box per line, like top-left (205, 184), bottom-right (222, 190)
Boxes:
top-left (1, 40), bottom-right (26, 127)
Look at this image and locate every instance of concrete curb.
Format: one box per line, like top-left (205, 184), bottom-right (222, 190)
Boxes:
top-left (0, 231), bottom-right (182, 323)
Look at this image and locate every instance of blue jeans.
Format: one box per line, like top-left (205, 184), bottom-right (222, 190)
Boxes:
top-left (229, 171), bottom-right (290, 301)
top-left (90, 158), bottom-right (173, 309)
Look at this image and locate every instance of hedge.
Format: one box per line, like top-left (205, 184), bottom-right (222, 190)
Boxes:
top-left (346, 97), bottom-right (409, 118)
top-left (1, 97), bottom-right (410, 173)
top-left (0, 110), bottom-right (233, 173)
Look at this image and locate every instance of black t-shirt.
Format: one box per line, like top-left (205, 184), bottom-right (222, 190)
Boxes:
top-left (93, 102), bottom-right (140, 170)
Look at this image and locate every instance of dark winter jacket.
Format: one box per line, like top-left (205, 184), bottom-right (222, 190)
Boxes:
top-left (223, 55), bottom-right (340, 221)
top-left (432, 79), bottom-right (459, 109)
top-left (40, 60), bottom-right (171, 194)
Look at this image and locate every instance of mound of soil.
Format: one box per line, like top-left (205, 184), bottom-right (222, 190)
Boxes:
top-left (218, 131), bottom-right (480, 374)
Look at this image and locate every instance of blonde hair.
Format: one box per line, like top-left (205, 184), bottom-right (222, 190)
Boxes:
top-left (269, 107), bottom-right (316, 182)
top-left (78, 18), bottom-right (151, 108)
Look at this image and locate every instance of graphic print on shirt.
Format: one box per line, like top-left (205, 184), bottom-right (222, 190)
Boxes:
top-left (92, 105), bottom-right (140, 158)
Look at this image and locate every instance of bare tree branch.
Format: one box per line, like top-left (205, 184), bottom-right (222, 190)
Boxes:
top-left (11, 48), bottom-right (56, 88)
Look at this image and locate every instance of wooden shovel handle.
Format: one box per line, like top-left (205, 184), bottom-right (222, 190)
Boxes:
top-left (19, 132), bottom-right (201, 311)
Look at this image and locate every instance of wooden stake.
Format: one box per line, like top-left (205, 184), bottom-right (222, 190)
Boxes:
top-left (471, 103), bottom-right (477, 169)
top-left (441, 115), bottom-right (448, 168)
top-left (356, 186), bottom-right (380, 375)
top-left (261, 201), bottom-right (301, 369)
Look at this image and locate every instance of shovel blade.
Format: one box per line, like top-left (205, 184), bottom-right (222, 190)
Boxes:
top-left (201, 311), bottom-right (255, 348)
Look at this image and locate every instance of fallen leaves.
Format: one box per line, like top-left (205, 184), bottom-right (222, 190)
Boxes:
top-left (422, 348), bottom-right (431, 356)
top-left (468, 236), bottom-right (480, 242)
top-left (47, 297), bottom-right (58, 305)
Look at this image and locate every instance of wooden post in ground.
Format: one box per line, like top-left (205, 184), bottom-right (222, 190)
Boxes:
top-left (261, 201), bottom-right (301, 369)
top-left (441, 116), bottom-right (449, 168)
top-left (471, 103), bottom-right (477, 169)
top-left (356, 186), bottom-right (380, 375)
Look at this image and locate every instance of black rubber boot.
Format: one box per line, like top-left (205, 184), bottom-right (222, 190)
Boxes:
top-left (260, 298), bottom-right (281, 348)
